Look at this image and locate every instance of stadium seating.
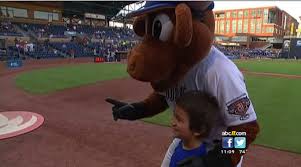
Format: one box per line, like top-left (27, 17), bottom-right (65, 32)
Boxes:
top-left (0, 22), bottom-right (23, 37)
top-left (214, 44), bottom-right (274, 59)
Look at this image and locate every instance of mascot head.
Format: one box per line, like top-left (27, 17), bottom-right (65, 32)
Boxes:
top-left (127, 1), bottom-right (215, 91)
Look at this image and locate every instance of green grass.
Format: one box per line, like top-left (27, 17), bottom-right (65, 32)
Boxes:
top-left (245, 75), bottom-right (301, 154)
top-left (234, 59), bottom-right (301, 75)
top-left (142, 75), bottom-right (301, 154)
top-left (143, 109), bottom-right (172, 127)
top-left (15, 63), bottom-right (128, 94)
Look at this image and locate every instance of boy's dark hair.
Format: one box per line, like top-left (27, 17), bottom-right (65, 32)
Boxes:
top-left (176, 91), bottom-right (219, 138)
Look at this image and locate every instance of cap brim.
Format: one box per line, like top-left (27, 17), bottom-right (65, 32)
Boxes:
top-left (127, 3), bottom-right (177, 18)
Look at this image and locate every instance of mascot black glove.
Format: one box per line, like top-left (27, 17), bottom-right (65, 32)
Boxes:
top-left (177, 141), bottom-right (233, 167)
top-left (177, 156), bottom-right (206, 167)
top-left (105, 98), bottom-right (146, 121)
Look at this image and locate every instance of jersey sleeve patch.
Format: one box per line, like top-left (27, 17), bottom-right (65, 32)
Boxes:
top-left (226, 94), bottom-right (250, 116)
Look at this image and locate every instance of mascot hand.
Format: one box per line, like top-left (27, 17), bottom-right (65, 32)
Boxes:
top-left (177, 156), bottom-right (206, 167)
top-left (202, 141), bottom-right (233, 167)
top-left (106, 98), bottom-right (146, 121)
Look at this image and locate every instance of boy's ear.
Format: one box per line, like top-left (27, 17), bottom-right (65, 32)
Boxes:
top-left (133, 16), bottom-right (146, 37)
top-left (174, 3), bottom-right (193, 48)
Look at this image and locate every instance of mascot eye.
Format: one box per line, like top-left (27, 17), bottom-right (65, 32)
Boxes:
top-left (152, 14), bottom-right (173, 42)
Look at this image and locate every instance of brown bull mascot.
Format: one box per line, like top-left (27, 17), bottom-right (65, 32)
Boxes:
top-left (106, 1), bottom-right (259, 167)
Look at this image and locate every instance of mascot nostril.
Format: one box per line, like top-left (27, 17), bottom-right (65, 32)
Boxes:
top-left (107, 2), bottom-right (260, 167)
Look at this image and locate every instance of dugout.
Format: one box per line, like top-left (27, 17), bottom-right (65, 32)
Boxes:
top-left (281, 38), bottom-right (301, 59)
top-left (116, 51), bottom-right (128, 61)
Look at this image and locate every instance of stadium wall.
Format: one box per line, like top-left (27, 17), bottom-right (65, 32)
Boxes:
top-left (1, 2), bottom-right (63, 24)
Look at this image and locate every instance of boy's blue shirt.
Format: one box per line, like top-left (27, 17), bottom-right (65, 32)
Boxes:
top-left (169, 140), bottom-right (207, 167)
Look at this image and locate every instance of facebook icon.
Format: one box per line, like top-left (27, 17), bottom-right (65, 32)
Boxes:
top-left (222, 137), bottom-right (234, 149)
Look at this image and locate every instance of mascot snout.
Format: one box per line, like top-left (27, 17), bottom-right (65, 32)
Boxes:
top-left (127, 39), bottom-right (177, 83)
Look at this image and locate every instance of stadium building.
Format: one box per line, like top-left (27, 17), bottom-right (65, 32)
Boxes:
top-left (214, 6), bottom-right (299, 49)
top-left (0, 1), bottom-right (139, 61)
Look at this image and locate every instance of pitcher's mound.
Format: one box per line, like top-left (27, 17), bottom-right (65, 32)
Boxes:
top-left (0, 111), bottom-right (44, 140)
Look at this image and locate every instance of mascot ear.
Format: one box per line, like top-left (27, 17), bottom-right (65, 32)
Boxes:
top-left (174, 3), bottom-right (193, 48)
top-left (133, 16), bottom-right (146, 37)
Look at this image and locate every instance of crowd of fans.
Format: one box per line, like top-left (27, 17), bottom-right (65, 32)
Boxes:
top-left (0, 22), bottom-right (283, 61)
top-left (1, 22), bottom-right (137, 60)
top-left (0, 21), bottom-right (22, 37)
top-left (214, 44), bottom-right (278, 59)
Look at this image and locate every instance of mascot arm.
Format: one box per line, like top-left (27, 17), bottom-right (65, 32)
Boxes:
top-left (106, 92), bottom-right (168, 121)
top-left (141, 92), bottom-right (169, 117)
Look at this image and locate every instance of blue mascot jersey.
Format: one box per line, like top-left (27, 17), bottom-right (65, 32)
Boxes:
top-left (169, 140), bottom-right (207, 167)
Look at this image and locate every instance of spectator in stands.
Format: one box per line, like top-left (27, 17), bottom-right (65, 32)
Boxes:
top-left (94, 48), bottom-right (97, 56)
top-left (14, 38), bottom-right (18, 46)
top-left (54, 49), bottom-right (58, 55)
top-left (70, 49), bottom-right (75, 58)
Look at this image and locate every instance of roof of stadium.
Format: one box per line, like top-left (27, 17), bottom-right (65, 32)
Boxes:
top-left (62, 1), bottom-right (138, 20)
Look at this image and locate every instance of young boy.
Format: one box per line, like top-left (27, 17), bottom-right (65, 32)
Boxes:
top-left (169, 91), bottom-right (219, 167)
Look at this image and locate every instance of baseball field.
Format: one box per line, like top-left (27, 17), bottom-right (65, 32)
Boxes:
top-left (1, 58), bottom-right (301, 167)
top-left (14, 59), bottom-right (301, 153)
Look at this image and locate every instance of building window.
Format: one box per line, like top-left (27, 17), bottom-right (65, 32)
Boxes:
top-left (7, 8), bottom-right (13, 18)
top-left (34, 11), bottom-right (49, 20)
top-left (263, 9), bottom-right (268, 23)
top-left (231, 11), bottom-right (237, 18)
top-left (250, 19), bottom-right (256, 33)
top-left (0, 6), bottom-right (7, 16)
top-left (257, 9), bottom-right (262, 17)
top-left (226, 20), bottom-right (230, 33)
top-left (237, 19), bottom-right (243, 33)
top-left (268, 10), bottom-right (276, 23)
top-left (215, 20), bottom-right (218, 33)
top-left (266, 27), bottom-right (274, 33)
top-left (53, 13), bottom-right (59, 20)
top-left (226, 12), bottom-right (231, 18)
top-left (12, 8), bottom-right (27, 18)
top-left (216, 13), bottom-right (225, 18)
top-left (232, 36), bottom-right (247, 42)
top-left (232, 20), bottom-right (237, 33)
top-left (0, 6), bottom-right (28, 18)
top-left (34, 11), bottom-right (59, 21)
top-left (256, 18), bottom-right (262, 33)
top-left (238, 11), bottom-right (243, 18)
top-left (244, 10), bottom-right (249, 18)
top-left (251, 9), bottom-right (256, 17)
top-left (243, 19), bottom-right (248, 33)
top-left (220, 20), bottom-right (225, 33)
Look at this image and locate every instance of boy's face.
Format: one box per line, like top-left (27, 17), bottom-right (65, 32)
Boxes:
top-left (171, 106), bottom-right (195, 140)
